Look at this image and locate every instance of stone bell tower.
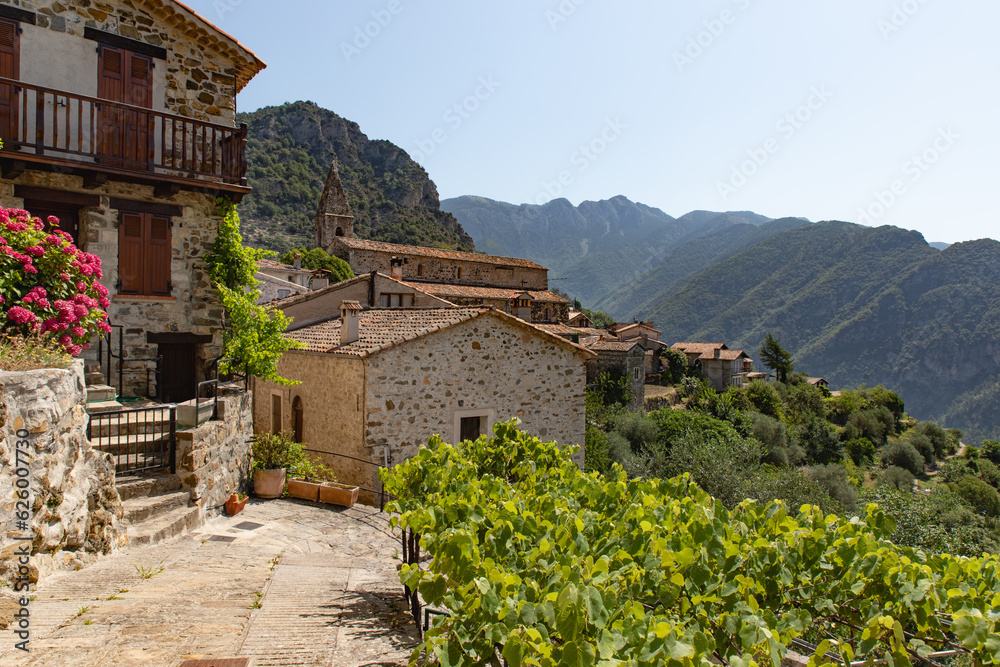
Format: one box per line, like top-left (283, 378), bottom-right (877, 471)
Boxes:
top-left (315, 156), bottom-right (355, 251)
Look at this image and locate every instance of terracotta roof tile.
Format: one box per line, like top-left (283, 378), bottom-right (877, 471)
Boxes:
top-left (409, 282), bottom-right (567, 303)
top-left (334, 237), bottom-right (546, 270)
top-left (588, 340), bottom-right (642, 352)
top-left (257, 258), bottom-right (312, 274)
top-left (671, 342), bottom-right (729, 356)
top-left (287, 308), bottom-right (595, 359)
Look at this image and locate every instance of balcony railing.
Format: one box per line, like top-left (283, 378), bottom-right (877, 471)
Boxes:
top-left (0, 77), bottom-right (247, 192)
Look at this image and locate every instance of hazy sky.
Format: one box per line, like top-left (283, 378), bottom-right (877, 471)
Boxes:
top-left (190, 1), bottom-right (998, 244)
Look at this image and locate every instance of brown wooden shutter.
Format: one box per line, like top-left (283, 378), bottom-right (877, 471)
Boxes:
top-left (98, 45), bottom-right (124, 161)
top-left (147, 215), bottom-right (171, 296)
top-left (126, 53), bottom-right (152, 108)
top-left (118, 212), bottom-right (144, 295)
top-left (0, 18), bottom-right (19, 142)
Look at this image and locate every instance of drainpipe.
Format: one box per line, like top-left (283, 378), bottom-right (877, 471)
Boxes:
top-left (369, 270), bottom-right (376, 308)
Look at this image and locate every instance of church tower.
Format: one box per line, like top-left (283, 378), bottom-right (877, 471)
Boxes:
top-left (315, 156), bottom-right (355, 251)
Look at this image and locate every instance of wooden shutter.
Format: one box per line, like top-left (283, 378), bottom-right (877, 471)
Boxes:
top-left (147, 215), bottom-right (171, 296)
top-left (98, 45), bottom-right (124, 162)
top-left (124, 53), bottom-right (152, 167)
top-left (0, 18), bottom-right (19, 142)
top-left (118, 212), bottom-right (144, 294)
top-left (126, 53), bottom-right (152, 108)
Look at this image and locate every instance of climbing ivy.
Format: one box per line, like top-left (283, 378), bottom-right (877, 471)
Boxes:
top-left (206, 199), bottom-right (301, 384)
top-left (382, 422), bottom-right (1000, 667)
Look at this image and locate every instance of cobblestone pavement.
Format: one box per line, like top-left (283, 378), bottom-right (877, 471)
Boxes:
top-left (1, 499), bottom-right (419, 666)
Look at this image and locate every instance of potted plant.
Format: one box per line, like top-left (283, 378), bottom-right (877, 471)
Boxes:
top-left (286, 455), bottom-right (337, 502)
top-left (251, 431), bottom-right (302, 499)
top-left (225, 493), bottom-right (249, 516)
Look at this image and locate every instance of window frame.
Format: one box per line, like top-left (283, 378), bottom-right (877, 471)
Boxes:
top-left (453, 408), bottom-right (495, 445)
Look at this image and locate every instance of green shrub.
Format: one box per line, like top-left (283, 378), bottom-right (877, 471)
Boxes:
top-left (914, 421), bottom-right (952, 460)
top-left (592, 369), bottom-right (633, 408)
top-left (975, 459), bottom-right (1000, 489)
top-left (278, 247), bottom-right (353, 283)
top-left (805, 464), bottom-right (858, 510)
top-left (845, 437), bottom-right (876, 466)
top-left (745, 381), bottom-right (784, 420)
top-left (844, 407), bottom-right (894, 447)
top-left (939, 458), bottom-right (974, 484)
top-left (606, 411), bottom-right (660, 454)
top-left (904, 432), bottom-right (935, 466)
top-left (798, 417), bottom-right (842, 464)
top-left (749, 412), bottom-right (791, 467)
top-left (954, 476), bottom-right (1000, 518)
top-left (878, 466), bottom-right (915, 491)
top-left (880, 439), bottom-right (925, 476)
top-left (981, 440), bottom-right (1000, 465)
top-left (583, 423), bottom-right (611, 475)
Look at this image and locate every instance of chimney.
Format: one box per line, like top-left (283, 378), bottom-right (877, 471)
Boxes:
top-left (293, 253), bottom-right (302, 270)
top-left (339, 300), bottom-right (363, 345)
top-left (714, 348), bottom-right (722, 359)
top-left (390, 257), bottom-right (404, 281)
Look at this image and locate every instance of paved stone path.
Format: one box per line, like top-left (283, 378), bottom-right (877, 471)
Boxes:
top-left (1, 499), bottom-right (419, 666)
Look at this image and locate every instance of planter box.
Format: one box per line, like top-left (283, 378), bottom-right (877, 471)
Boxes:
top-left (253, 468), bottom-right (286, 499)
top-left (176, 398), bottom-right (214, 428)
top-left (319, 482), bottom-right (359, 508)
top-left (287, 478), bottom-right (321, 501)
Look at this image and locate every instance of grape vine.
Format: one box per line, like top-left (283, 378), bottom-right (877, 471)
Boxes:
top-left (382, 421), bottom-right (1000, 667)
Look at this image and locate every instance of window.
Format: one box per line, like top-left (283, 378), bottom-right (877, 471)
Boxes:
top-left (0, 18), bottom-right (20, 140)
top-left (457, 267), bottom-right (463, 280)
top-left (379, 293), bottom-right (413, 308)
top-left (271, 394), bottom-right (282, 435)
top-left (453, 408), bottom-right (495, 445)
top-left (292, 396), bottom-right (304, 443)
top-left (417, 264), bottom-right (424, 277)
top-left (634, 367), bottom-right (641, 381)
top-left (460, 416), bottom-right (481, 443)
top-left (117, 211), bottom-right (171, 296)
top-left (97, 44), bottom-right (152, 166)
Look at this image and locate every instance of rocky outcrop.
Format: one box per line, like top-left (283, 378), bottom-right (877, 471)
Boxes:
top-left (0, 361), bottom-right (125, 584)
top-left (237, 101), bottom-right (475, 253)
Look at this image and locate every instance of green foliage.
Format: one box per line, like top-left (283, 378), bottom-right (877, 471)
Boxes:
top-left (844, 407), bottom-right (894, 447)
top-left (975, 459), bottom-right (1000, 489)
top-left (749, 412), bottom-right (793, 467)
top-left (744, 381), bottom-right (784, 420)
top-left (580, 308), bottom-right (615, 329)
top-left (981, 440), bottom-right (1000, 465)
top-left (250, 431), bottom-right (333, 482)
top-left (758, 332), bottom-right (794, 383)
top-left (383, 422), bottom-right (1000, 666)
top-left (940, 458), bottom-right (974, 484)
top-left (207, 200), bottom-right (302, 384)
top-left (0, 334), bottom-right (72, 371)
top-left (591, 369), bottom-right (632, 408)
top-left (845, 437), bottom-right (877, 466)
top-left (914, 421), bottom-right (953, 460)
top-left (878, 466), bottom-right (915, 492)
top-left (954, 476), bottom-right (1000, 518)
top-left (659, 348), bottom-right (689, 385)
top-left (880, 439), bottom-right (925, 476)
top-left (278, 247), bottom-right (353, 284)
top-left (583, 423), bottom-right (611, 476)
top-left (797, 417), bottom-right (842, 464)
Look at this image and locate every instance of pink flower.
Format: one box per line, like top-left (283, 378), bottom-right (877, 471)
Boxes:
top-left (35, 298), bottom-right (50, 309)
top-left (94, 283), bottom-right (109, 297)
top-left (67, 344), bottom-right (83, 356)
top-left (76, 282), bottom-right (87, 292)
top-left (58, 335), bottom-right (72, 347)
top-left (0, 294), bottom-right (5, 304)
top-left (0, 235), bottom-right (6, 245)
top-left (78, 264), bottom-right (94, 277)
top-left (22, 264), bottom-right (38, 274)
top-left (44, 235), bottom-right (60, 245)
top-left (46, 216), bottom-right (60, 227)
top-left (7, 306), bottom-right (36, 325)
top-left (25, 245), bottom-right (45, 257)
top-left (42, 318), bottom-right (59, 332)
top-left (73, 304), bottom-right (89, 320)
top-left (55, 230), bottom-right (72, 241)
top-left (12, 209), bottom-right (29, 222)
top-left (70, 325), bottom-right (86, 337)
top-left (27, 287), bottom-right (47, 299)
top-left (5, 221), bottom-right (28, 232)
top-left (99, 297), bottom-right (110, 309)
top-left (98, 322), bottom-right (112, 334)
top-left (59, 272), bottom-right (71, 281)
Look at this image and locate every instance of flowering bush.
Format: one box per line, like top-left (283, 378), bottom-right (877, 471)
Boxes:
top-left (0, 207), bottom-right (111, 356)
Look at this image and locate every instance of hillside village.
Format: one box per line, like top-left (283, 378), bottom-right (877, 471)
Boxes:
top-left (2, 1), bottom-right (1000, 665)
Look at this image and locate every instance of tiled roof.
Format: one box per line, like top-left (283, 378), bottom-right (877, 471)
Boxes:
top-left (671, 342), bottom-right (728, 355)
top-left (287, 308), bottom-right (594, 359)
top-left (333, 237), bottom-right (546, 270)
top-left (410, 282), bottom-right (568, 303)
top-left (708, 349), bottom-right (750, 362)
top-left (576, 327), bottom-right (613, 339)
top-left (588, 340), bottom-right (642, 353)
top-left (615, 322), bottom-right (661, 336)
top-left (257, 258), bottom-right (312, 274)
top-left (535, 323), bottom-right (579, 336)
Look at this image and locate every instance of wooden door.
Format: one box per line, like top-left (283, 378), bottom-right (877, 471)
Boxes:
top-left (23, 199), bottom-right (80, 244)
top-left (158, 343), bottom-right (196, 403)
top-left (98, 45), bottom-right (152, 167)
top-left (0, 18), bottom-right (19, 143)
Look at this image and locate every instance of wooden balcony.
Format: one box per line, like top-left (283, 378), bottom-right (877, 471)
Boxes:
top-left (0, 77), bottom-right (249, 199)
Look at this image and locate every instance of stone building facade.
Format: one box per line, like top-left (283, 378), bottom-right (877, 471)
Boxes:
top-left (254, 307), bottom-right (593, 500)
top-left (586, 340), bottom-right (646, 409)
top-left (0, 0), bottom-right (264, 400)
top-left (671, 342), bottom-right (754, 392)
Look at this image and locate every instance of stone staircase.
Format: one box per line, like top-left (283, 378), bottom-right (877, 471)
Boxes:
top-left (116, 474), bottom-right (201, 547)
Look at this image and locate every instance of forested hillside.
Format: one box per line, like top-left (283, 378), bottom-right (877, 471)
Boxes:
top-left (236, 101), bottom-right (474, 253)
top-left (441, 195), bottom-right (773, 304)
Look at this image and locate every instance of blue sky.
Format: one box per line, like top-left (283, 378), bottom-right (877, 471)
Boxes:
top-left (191, 0), bottom-right (998, 244)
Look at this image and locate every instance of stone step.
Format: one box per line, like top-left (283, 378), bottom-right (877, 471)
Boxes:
top-left (123, 490), bottom-right (190, 525)
top-left (88, 414), bottom-right (172, 438)
top-left (116, 473), bottom-right (182, 501)
top-left (86, 384), bottom-right (118, 403)
top-left (87, 399), bottom-right (124, 414)
top-left (111, 453), bottom-right (171, 475)
top-left (91, 432), bottom-right (170, 453)
top-left (85, 370), bottom-right (106, 385)
top-left (128, 504), bottom-right (202, 547)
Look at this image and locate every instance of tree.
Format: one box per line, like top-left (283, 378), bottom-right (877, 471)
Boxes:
top-left (658, 348), bottom-right (689, 385)
top-left (759, 332), bottom-right (794, 383)
top-left (278, 247), bottom-right (353, 284)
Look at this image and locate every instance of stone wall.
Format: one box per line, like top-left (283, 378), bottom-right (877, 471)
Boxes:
top-left (0, 360), bottom-right (125, 585)
top-left (175, 389), bottom-right (254, 516)
top-left (334, 245), bottom-right (550, 291)
top-left (365, 313), bottom-right (589, 478)
top-left (6, 0), bottom-right (248, 124)
top-left (0, 172), bottom-right (226, 398)
top-left (586, 347), bottom-right (646, 410)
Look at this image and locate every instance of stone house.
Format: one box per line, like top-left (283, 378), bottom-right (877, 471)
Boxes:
top-left (253, 305), bottom-right (594, 498)
top-left (567, 311), bottom-right (592, 328)
top-left (671, 342), bottom-right (754, 392)
top-left (585, 340), bottom-right (646, 409)
top-left (255, 256), bottom-right (321, 304)
top-left (0, 0), bottom-right (265, 402)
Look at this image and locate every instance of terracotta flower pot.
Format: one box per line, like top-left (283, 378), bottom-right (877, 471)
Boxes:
top-left (287, 478), bottom-right (321, 501)
top-left (319, 482), bottom-right (359, 508)
top-left (225, 493), bottom-right (249, 516)
top-left (253, 468), bottom-right (286, 499)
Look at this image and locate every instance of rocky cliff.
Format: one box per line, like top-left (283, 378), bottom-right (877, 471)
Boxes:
top-left (237, 101), bottom-right (474, 253)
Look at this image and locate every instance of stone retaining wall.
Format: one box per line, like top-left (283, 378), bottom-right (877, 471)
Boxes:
top-left (176, 389), bottom-right (254, 516)
top-left (0, 360), bottom-right (125, 584)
